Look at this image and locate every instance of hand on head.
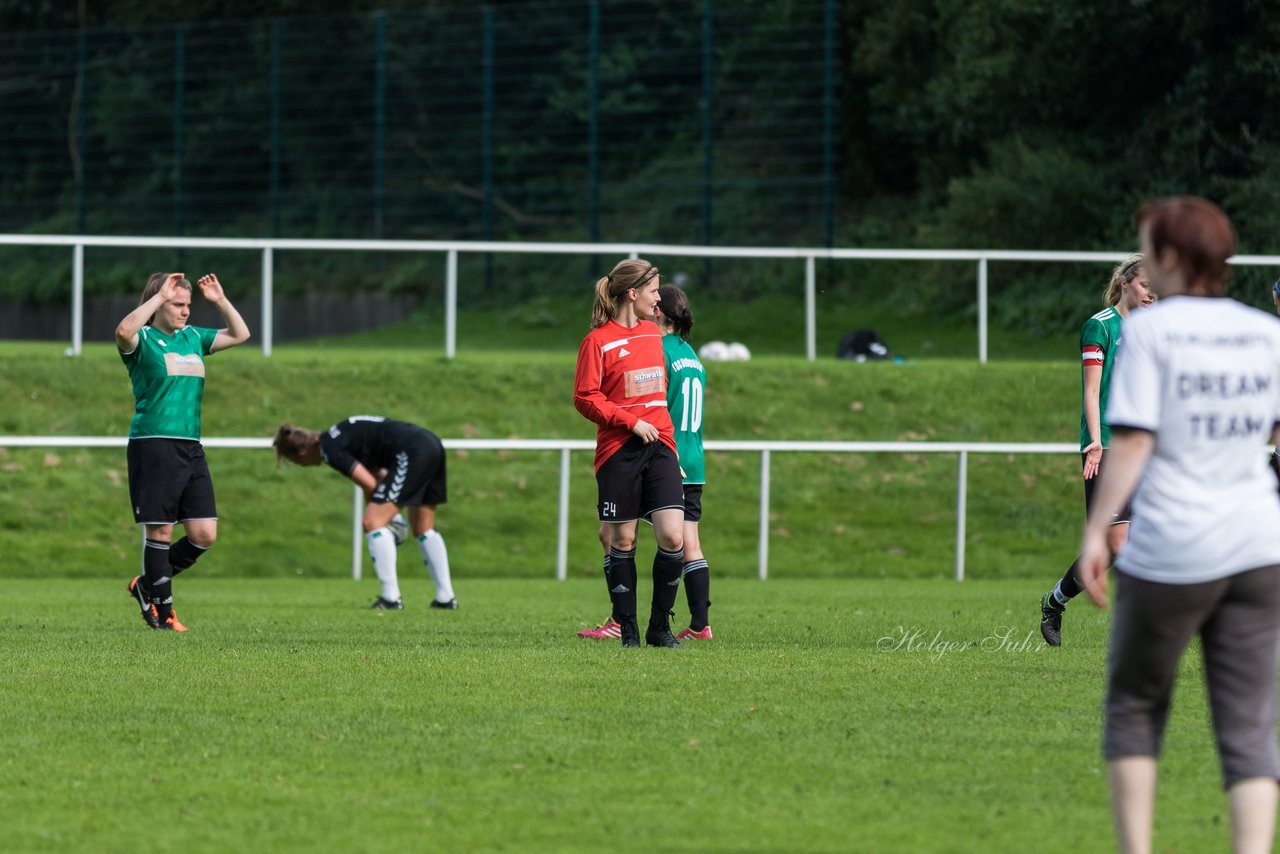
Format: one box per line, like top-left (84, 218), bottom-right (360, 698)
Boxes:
top-left (158, 273), bottom-right (186, 302)
top-left (197, 274), bottom-right (224, 302)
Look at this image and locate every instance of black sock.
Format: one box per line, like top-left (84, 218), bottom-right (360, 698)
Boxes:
top-left (605, 547), bottom-right (637, 622)
top-left (144, 538), bottom-right (174, 620)
top-left (169, 536), bottom-right (208, 577)
top-left (650, 546), bottom-right (684, 630)
top-left (682, 559), bottom-right (711, 630)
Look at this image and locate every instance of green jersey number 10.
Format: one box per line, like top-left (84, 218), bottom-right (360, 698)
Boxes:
top-left (678, 376), bottom-right (703, 433)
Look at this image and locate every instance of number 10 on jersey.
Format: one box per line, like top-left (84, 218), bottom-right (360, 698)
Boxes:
top-left (678, 377), bottom-right (703, 432)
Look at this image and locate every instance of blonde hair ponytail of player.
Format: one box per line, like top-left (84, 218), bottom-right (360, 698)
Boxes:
top-left (589, 258), bottom-right (660, 328)
top-left (590, 275), bottom-right (616, 328)
top-left (1103, 254), bottom-right (1144, 307)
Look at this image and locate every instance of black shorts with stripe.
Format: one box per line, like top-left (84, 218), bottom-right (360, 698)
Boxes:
top-left (682, 483), bottom-right (704, 523)
top-left (127, 438), bottom-right (217, 525)
top-left (596, 437), bottom-right (683, 523)
top-left (370, 430), bottom-right (447, 507)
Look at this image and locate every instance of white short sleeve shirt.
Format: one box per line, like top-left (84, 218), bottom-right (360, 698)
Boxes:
top-left (1107, 296), bottom-right (1280, 584)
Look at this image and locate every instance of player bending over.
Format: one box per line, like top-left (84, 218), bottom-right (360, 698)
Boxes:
top-left (273, 416), bottom-right (457, 610)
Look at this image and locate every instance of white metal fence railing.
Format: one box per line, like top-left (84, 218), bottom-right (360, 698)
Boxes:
top-left (7, 233), bottom-right (1280, 363)
top-left (0, 436), bottom-right (1078, 581)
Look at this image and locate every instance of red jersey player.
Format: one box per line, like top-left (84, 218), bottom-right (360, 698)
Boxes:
top-left (573, 258), bottom-right (686, 648)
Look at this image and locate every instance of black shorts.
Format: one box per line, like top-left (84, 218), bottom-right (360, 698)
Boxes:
top-left (127, 438), bottom-right (217, 525)
top-left (1083, 451), bottom-right (1131, 525)
top-left (596, 438), bottom-right (684, 523)
top-left (370, 431), bottom-right (447, 507)
top-left (682, 483), bottom-right (704, 523)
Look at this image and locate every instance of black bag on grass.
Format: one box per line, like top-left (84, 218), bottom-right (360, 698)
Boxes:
top-left (837, 328), bottom-right (892, 361)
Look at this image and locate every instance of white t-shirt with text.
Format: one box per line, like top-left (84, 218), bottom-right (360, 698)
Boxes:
top-left (1108, 295), bottom-right (1280, 584)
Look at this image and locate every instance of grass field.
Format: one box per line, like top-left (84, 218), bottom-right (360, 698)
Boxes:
top-left (0, 577), bottom-right (1244, 853)
top-left (0, 322), bottom-right (1262, 852)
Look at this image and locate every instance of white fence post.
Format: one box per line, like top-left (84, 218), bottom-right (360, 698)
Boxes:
top-left (977, 258), bottom-right (988, 365)
top-left (758, 449), bottom-right (771, 580)
top-left (68, 243), bottom-right (84, 357)
top-left (556, 447), bottom-right (570, 581)
top-left (446, 249), bottom-right (457, 359)
top-left (261, 246), bottom-right (274, 357)
top-left (954, 451), bottom-right (968, 581)
top-left (805, 255), bottom-right (816, 361)
top-left (351, 483), bottom-right (362, 580)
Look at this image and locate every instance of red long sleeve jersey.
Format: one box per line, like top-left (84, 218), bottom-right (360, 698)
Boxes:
top-left (574, 319), bottom-right (676, 472)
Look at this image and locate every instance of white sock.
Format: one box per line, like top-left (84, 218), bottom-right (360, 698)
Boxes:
top-left (417, 529), bottom-right (454, 603)
top-left (366, 527), bottom-right (400, 602)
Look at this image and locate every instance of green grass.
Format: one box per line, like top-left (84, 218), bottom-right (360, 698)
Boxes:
top-left (0, 341), bottom-right (1084, 580)
top-left (300, 292), bottom-right (1075, 360)
top-left (0, 324), bottom-right (1247, 851)
top-left (0, 578), bottom-right (1244, 853)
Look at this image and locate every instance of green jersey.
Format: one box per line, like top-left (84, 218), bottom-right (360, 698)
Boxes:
top-left (1078, 306), bottom-right (1123, 451)
top-left (663, 334), bottom-right (706, 484)
top-left (120, 325), bottom-right (219, 440)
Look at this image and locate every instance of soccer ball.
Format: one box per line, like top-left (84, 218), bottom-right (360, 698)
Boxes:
top-left (726, 341), bottom-right (752, 361)
top-left (699, 340), bottom-right (729, 361)
top-left (388, 514), bottom-right (409, 547)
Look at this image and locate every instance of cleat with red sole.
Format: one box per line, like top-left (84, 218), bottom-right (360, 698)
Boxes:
top-left (157, 610), bottom-right (189, 632)
top-left (578, 617), bottom-right (621, 639)
top-left (676, 626), bottom-right (713, 641)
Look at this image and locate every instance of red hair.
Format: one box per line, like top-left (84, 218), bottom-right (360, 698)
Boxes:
top-left (1135, 196), bottom-right (1235, 296)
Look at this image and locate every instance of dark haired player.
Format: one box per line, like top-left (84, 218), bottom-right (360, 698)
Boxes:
top-left (657, 286), bottom-right (713, 639)
top-left (273, 416), bottom-right (456, 610)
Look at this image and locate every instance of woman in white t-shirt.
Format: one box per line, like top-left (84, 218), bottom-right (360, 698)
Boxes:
top-left (1078, 196), bottom-right (1280, 854)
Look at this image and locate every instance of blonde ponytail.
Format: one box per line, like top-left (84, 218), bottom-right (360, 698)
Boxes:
top-left (590, 276), bottom-right (615, 328)
top-left (1103, 254), bottom-right (1144, 307)
top-left (588, 258), bottom-right (660, 329)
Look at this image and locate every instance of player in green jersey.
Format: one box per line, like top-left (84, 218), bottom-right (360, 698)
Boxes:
top-left (116, 272), bottom-right (251, 631)
top-left (1038, 255), bottom-right (1153, 645)
top-left (657, 285), bottom-right (713, 639)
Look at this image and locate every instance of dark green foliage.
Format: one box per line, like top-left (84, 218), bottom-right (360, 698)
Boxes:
top-left (3, 0), bottom-right (1280, 334)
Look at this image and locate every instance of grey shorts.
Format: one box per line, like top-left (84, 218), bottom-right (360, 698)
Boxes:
top-left (1105, 565), bottom-right (1280, 788)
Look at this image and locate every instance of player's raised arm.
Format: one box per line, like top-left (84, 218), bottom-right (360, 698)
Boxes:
top-left (116, 272), bottom-right (184, 351)
top-left (198, 274), bottom-right (251, 352)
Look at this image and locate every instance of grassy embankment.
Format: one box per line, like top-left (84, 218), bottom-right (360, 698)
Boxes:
top-left (1, 300), bottom-right (1080, 582)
